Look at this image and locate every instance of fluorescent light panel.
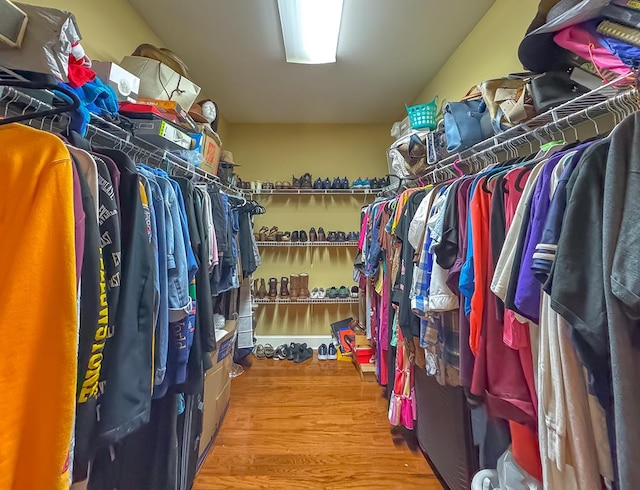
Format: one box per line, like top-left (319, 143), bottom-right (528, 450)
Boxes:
top-left (277, 0), bottom-right (344, 64)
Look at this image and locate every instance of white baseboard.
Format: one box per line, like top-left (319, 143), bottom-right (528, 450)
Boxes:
top-left (254, 335), bottom-right (332, 350)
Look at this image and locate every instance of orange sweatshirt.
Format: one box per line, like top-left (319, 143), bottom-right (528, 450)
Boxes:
top-left (0, 124), bottom-right (78, 490)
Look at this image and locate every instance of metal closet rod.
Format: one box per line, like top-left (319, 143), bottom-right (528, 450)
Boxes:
top-left (0, 84), bottom-right (244, 198)
top-left (424, 89), bottom-right (640, 182)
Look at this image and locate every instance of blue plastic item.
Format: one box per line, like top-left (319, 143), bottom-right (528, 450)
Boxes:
top-left (406, 96), bottom-right (438, 130)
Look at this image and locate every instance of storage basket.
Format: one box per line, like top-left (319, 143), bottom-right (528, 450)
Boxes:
top-left (406, 96), bottom-right (438, 130)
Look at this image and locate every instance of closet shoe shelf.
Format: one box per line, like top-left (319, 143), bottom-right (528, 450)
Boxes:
top-left (254, 297), bottom-right (358, 304)
top-left (256, 241), bottom-right (358, 247)
top-left (249, 188), bottom-right (375, 195)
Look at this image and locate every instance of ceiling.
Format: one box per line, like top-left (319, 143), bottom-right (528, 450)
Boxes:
top-left (128, 0), bottom-right (495, 124)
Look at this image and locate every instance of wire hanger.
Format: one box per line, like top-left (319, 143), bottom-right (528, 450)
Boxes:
top-left (0, 81), bottom-right (80, 126)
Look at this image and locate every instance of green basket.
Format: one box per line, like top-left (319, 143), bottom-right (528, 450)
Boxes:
top-left (405, 96), bottom-right (438, 130)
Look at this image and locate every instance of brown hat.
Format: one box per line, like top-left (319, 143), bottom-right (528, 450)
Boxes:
top-left (220, 150), bottom-right (241, 166)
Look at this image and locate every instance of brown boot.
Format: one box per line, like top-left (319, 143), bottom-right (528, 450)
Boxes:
top-left (299, 273), bottom-right (310, 298)
top-left (280, 277), bottom-right (290, 297)
top-left (258, 278), bottom-right (268, 299)
top-left (290, 274), bottom-right (300, 300)
top-left (267, 278), bottom-right (278, 298)
top-left (252, 278), bottom-right (259, 297)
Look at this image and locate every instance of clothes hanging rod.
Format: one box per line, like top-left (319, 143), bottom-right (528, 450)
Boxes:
top-left (0, 81), bottom-right (245, 198)
top-left (424, 88), bottom-right (640, 183)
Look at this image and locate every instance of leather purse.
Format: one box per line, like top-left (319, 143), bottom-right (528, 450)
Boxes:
top-left (443, 98), bottom-right (493, 152)
top-left (478, 77), bottom-right (537, 131)
top-left (530, 70), bottom-right (590, 113)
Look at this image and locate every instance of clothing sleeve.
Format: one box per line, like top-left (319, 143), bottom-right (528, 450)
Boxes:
top-left (611, 174), bottom-right (640, 318)
top-left (434, 183), bottom-right (460, 270)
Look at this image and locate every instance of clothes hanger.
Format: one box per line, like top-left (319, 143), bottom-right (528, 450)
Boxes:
top-left (0, 81), bottom-right (80, 126)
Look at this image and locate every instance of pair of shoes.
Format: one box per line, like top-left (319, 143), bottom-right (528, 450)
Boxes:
top-left (309, 227), bottom-right (326, 242)
top-left (326, 287), bottom-right (338, 299)
top-left (289, 273), bottom-right (310, 299)
top-left (294, 173), bottom-right (312, 189)
top-left (327, 231), bottom-right (347, 242)
top-left (274, 344), bottom-right (289, 360)
top-left (329, 177), bottom-right (350, 189)
top-left (318, 343), bottom-right (338, 360)
top-left (350, 286), bottom-right (359, 298)
top-left (291, 230), bottom-right (309, 242)
top-left (253, 343), bottom-right (275, 359)
top-left (337, 286), bottom-right (350, 298)
top-left (351, 178), bottom-right (371, 189)
top-left (310, 287), bottom-right (326, 299)
top-left (285, 342), bottom-right (313, 363)
top-left (346, 231), bottom-right (359, 241)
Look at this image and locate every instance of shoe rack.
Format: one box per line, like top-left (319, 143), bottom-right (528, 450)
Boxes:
top-left (251, 191), bottom-right (375, 339)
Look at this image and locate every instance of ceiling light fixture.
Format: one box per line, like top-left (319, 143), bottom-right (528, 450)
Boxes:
top-left (277, 0), bottom-right (344, 64)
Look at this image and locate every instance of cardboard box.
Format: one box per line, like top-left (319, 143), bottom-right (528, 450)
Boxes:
top-left (131, 118), bottom-right (194, 151)
top-left (198, 124), bottom-right (222, 176)
top-left (199, 321), bottom-right (236, 457)
top-left (120, 55), bottom-right (201, 111)
top-left (92, 61), bottom-right (140, 102)
top-left (133, 98), bottom-right (198, 133)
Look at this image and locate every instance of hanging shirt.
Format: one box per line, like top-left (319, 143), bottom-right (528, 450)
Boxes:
top-left (0, 125), bottom-right (78, 490)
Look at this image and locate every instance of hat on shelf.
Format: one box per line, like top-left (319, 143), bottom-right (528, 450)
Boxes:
top-left (220, 150), bottom-right (241, 166)
top-left (131, 43), bottom-right (189, 77)
top-left (518, 0), bottom-right (609, 73)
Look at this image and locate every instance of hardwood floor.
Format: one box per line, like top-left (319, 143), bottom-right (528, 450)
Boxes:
top-left (194, 355), bottom-right (443, 489)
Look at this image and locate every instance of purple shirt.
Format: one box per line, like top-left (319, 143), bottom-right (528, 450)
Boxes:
top-left (513, 155), bottom-right (562, 323)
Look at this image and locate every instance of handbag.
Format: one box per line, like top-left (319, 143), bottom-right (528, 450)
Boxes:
top-left (120, 55), bottom-right (201, 111)
top-left (397, 133), bottom-right (428, 176)
top-left (530, 70), bottom-right (590, 113)
top-left (478, 77), bottom-right (537, 131)
top-left (443, 97), bottom-right (493, 152)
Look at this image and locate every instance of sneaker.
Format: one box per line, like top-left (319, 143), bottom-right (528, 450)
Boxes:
top-left (313, 178), bottom-right (323, 189)
top-left (322, 177), bottom-right (331, 189)
top-left (338, 286), bottom-right (349, 299)
top-left (294, 344), bottom-right (313, 363)
top-left (311, 288), bottom-right (319, 299)
top-left (318, 343), bottom-right (328, 360)
top-left (350, 286), bottom-right (359, 298)
top-left (327, 287), bottom-right (338, 299)
top-left (361, 178), bottom-right (371, 189)
top-left (318, 287), bottom-right (326, 299)
top-left (327, 343), bottom-right (338, 360)
top-left (351, 178), bottom-right (362, 189)
top-left (341, 177), bottom-right (349, 189)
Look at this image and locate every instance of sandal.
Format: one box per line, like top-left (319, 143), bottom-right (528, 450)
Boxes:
top-left (253, 344), bottom-right (266, 359)
top-left (267, 226), bottom-right (278, 241)
top-left (264, 344), bottom-right (275, 359)
top-left (274, 344), bottom-right (288, 360)
top-left (258, 226), bottom-right (269, 241)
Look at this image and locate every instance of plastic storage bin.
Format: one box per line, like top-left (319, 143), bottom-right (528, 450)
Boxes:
top-left (405, 96), bottom-right (438, 130)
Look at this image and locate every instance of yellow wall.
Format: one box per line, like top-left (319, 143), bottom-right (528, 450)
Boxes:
top-left (228, 123), bottom-right (390, 336)
top-left (414, 0), bottom-right (540, 105)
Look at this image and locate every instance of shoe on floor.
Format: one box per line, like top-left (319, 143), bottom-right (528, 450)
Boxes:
top-left (274, 344), bottom-right (288, 360)
top-left (328, 343), bottom-right (338, 360)
top-left (294, 346), bottom-right (313, 363)
top-left (318, 343), bottom-right (328, 360)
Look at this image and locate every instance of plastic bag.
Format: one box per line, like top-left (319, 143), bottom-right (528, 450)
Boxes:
top-left (0, 3), bottom-right (81, 82)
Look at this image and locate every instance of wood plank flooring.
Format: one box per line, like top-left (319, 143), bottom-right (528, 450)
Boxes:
top-left (194, 355), bottom-right (443, 489)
